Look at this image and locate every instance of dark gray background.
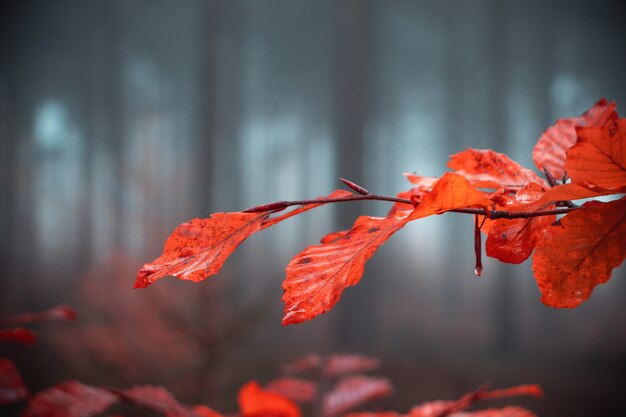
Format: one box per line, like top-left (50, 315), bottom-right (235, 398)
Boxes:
top-left (1, 1), bottom-right (625, 415)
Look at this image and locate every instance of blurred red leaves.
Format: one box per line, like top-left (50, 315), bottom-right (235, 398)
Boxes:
top-left (238, 381), bottom-right (301, 417)
top-left (21, 381), bottom-right (117, 417)
top-left (3, 305), bottom-right (76, 326)
top-left (346, 383), bottom-right (542, 417)
top-left (0, 358), bottom-right (29, 405)
top-left (0, 328), bottom-right (37, 344)
top-left (323, 376), bottom-right (392, 417)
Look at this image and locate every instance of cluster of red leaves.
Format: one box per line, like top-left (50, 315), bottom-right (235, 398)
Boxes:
top-left (136, 99), bottom-right (625, 324)
top-left (346, 384), bottom-right (543, 417)
top-left (0, 305), bottom-right (76, 406)
top-left (2, 316), bottom-right (542, 417)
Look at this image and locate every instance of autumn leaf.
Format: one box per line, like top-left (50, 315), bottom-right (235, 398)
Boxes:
top-left (238, 381), bottom-right (301, 417)
top-left (21, 381), bottom-right (118, 417)
top-left (408, 384), bottom-right (542, 417)
top-left (402, 173), bottom-right (439, 189)
top-left (323, 354), bottom-right (380, 377)
top-left (0, 328), bottom-right (37, 344)
top-left (565, 118), bottom-right (626, 188)
top-left (116, 385), bottom-right (204, 417)
top-left (486, 183), bottom-right (554, 264)
top-left (282, 212), bottom-right (412, 325)
top-left (281, 354), bottom-right (323, 375)
top-left (264, 378), bottom-right (317, 403)
top-left (322, 376), bottom-right (392, 417)
top-left (0, 357), bottom-right (29, 404)
top-left (408, 173), bottom-right (492, 221)
top-left (135, 212), bottom-right (269, 288)
top-left (538, 182), bottom-right (626, 204)
top-left (3, 305), bottom-right (76, 326)
top-left (532, 197), bottom-right (626, 308)
top-left (193, 405), bottom-right (225, 417)
top-left (532, 98), bottom-right (617, 179)
top-left (449, 148), bottom-right (547, 189)
top-left (136, 190), bottom-right (355, 289)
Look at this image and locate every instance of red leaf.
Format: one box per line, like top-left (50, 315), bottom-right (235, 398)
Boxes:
top-left (323, 354), bottom-right (380, 377)
top-left (408, 173), bottom-right (492, 221)
top-left (402, 173), bottom-right (439, 188)
top-left (449, 149), bottom-right (547, 189)
top-left (193, 405), bottom-right (225, 417)
top-left (238, 381), bottom-right (301, 417)
top-left (264, 378), bottom-right (317, 403)
top-left (408, 384), bottom-right (541, 417)
top-left (532, 197), bottom-right (626, 308)
top-left (0, 357), bottom-right (29, 404)
top-left (538, 182), bottom-right (626, 204)
top-left (322, 376), bottom-right (392, 417)
top-left (4, 305), bottom-right (77, 326)
top-left (532, 98), bottom-right (617, 179)
top-left (282, 212), bottom-right (412, 325)
top-left (135, 212), bottom-right (269, 288)
top-left (486, 184), bottom-right (554, 264)
top-left (22, 380), bottom-right (117, 417)
top-left (281, 354), bottom-right (323, 375)
top-left (0, 328), bottom-right (37, 344)
top-left (566, 118), bottom-right (626, 188)
top-left (116, 385), bottom-right (203, 417)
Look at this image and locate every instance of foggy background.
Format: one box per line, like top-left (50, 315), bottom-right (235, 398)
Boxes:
top-left (1, 0), bottom-right (625, 416)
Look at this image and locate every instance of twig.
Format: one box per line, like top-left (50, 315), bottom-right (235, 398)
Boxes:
top-left (474, 215), bottom-right (483, 277)
top-left (243, 188), bottom-right (580, 220)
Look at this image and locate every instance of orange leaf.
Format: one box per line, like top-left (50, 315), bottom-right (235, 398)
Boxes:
top-left (538, 182), bottom-right (626, 204)
top-left (238, 381), bottom-right (301, 417)
top-left (282, 212), bottom-right (411, 325)
top-left (402, 173), bottom-right (439, 188)
top-left (532, 98), bottom-right (617, 179)
top-left (135, 213), bottom-right (268, 288)
top-left (408, 173), bottom-right (492, 221)
top-left (532, 197), bottom-right (626, 308)
top-left (565, 118), bottom-right (626, 188)
top-left (486, 184), bottom-right (554, 264)
top-left (449, 148), bottom-right (547, 189)
top-left (0, 357), bottom-right (29, 404)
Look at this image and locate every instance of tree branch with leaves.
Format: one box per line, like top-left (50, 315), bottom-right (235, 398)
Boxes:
top-left (135, 99), bottom-right (626, 325)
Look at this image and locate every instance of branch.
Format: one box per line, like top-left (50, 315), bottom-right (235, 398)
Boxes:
top-left (242, 178), bottom-right (580, 219)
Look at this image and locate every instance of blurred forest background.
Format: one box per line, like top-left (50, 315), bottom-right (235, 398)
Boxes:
top-left (1, 1), bottom-right (625, 416)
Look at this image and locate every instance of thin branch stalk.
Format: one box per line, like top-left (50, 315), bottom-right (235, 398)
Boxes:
top-left (243, 193), bottom-right (579, 219)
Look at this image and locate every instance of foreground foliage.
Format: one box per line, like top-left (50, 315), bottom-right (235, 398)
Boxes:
top-left (0, 316), bottom-right (542, 417)
top-left (136, 99), bottom-right (626, 324)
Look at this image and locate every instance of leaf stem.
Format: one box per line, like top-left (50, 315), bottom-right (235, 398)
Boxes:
top-left (474, 215), bottom-right (483, 277)
top-left (243, 192), bottom-right (579, 219)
